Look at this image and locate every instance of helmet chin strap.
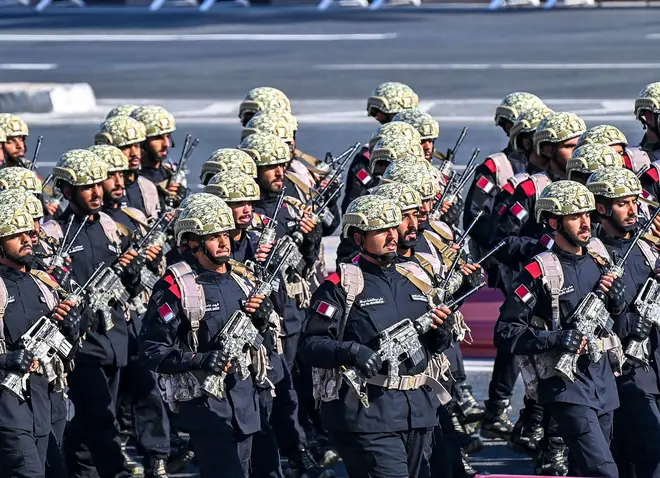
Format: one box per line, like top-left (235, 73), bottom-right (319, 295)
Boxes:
top-left (357, 233), bottom-right (398, 265)
top-left (189, 241), bottom-right (230, 266)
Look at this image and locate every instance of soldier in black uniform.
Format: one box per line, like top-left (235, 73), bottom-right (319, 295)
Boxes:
top-left (0, 201), bottom-right (80, 478)
top-left (50, 150), bottom-right (142, 478)
top-left (495, 180), bottom-right (624, 478)
top-left (300, 194), bottom-right (455, 478)
top-left (586, 167), bottom-right (660, 478)
top-left (342, 82), bottom-right (420, 214)
top-left (0, 114), bottom-right (29, 168)
top-left (139, 193), bottom-right (274, 478)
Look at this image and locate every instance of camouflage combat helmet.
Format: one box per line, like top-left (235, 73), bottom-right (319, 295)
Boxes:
top-left (0, 114), bottom-right (29, 138)
top-left (576, 125), bottom-right (628, 149)
top-left (367, 82), bottom-right (419, 116)
top-left (0, 189), bottom-right (43, 220)
top-left (372, 181), bottom-right (422, 212)
top-left (88, 144), bottom-right (129, 173)
top-left (105, 105), bottom-right (138, 120)
top-left (0, 167), bottom-right (42, 195)
top-left (392, 109), bottom-right (439, 140)
top-left (130, 105), bottom-right (176, 138)
top-left (371, 136), bottom-right (425, 167)
top-left (509, 106), bottom-right (555, 152)
top-left (238, 87), bottom-right (291, 122)
top-left (382, 158), bottom-right (439, 200)
top-left (238, 133), bottom-right (290, 167)
top-left (566, 144), bottom-right (624, 180)
top-left (368, 121), bottom-right (422, 151)
top-left (200, 149), bottom-right (258, 184)
top-left (533, 112), bottom-right (587, 156)
top-left (174, 193), bottom-right (235, 245)
top-left (494, 92), bottom-right (545, 126)
top-left (204, 171), bottom-right (260, 202)
top-left (0, 202), bottom-right (34, 239)
top-left (95, 116), bottom-right (147, 148)
top-left (0, 125), bottom-right (5, 143)
top-left (342, 194), bottom-right (402, 237)
top-left (586, 167), bottom-right (643, 199)
top-left (634, 82), bottom-right (660, 120)
top-left (265, 109), bottom-right (299, 131)
top-left (241, 112), bottom-right (295, 143)
top-left (535, 180), bottom-right (595, 222)
top-left (52, 149), bottom-right (109, 187)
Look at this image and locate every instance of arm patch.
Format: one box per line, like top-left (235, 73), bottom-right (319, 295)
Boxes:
top-left (483, 159), bottom-right (497, 174)
top-left (524, 262), bottom-right (543, 279)
top-left (325, 272), bottom-right (340, 285)
top-left (520, 180), bottom-right (536, 198)
top-left (644, 167), bottom-right (660, 183)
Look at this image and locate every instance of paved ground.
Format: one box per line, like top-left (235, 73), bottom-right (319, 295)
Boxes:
top-left (1, 8), bottom-right (653, 475)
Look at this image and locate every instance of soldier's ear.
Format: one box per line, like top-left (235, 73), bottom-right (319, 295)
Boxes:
top-left (352, 232), bottom-right (362, 248)
top-left (547, 217), bottom-right (558, 231)
top-left (596, 203), bottom-right (607, 215)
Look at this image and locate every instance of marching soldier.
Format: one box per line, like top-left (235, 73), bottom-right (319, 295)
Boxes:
top-left (0, 114), bottom-right (29, 168)
top-left (576, 125), bottom-right (628, 157)
top-left (342, 82), bottom-right (420, 214)
top-left (391, 108), bottom-right (440, 162)
top-left (130, 106), bottom-right (188, 210)
top-left (370, 135), bottom-right (426, 180)
top-left (586, 167), bottom-right (660, 478)
top-left (95, 115), bottom-right (161, 220)
top-left (238, 86), bottom-right (291, 127)
top-left (199, 148), bottom-right (257, 187)
top-left (139, 193), bottom-right (274, 477)
top-left (0, 200), bottom-right (80, 478)
top-left (633, 83), bottom-right (660, 162)
top-left (565, 144), bottom-right (625, 185)
top-left (300, 194), bottom-right (454, 478)
top-left (495, 181), bottom-right (625, 478)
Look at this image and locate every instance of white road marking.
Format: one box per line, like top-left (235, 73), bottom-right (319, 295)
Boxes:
top-left (645, 33), bottom-right (660, 39)
top-left (0, 33), bottom-right (397, 42)
top-left (316, 63), bottom-right (660, 70)
top-left (0, 63), bottom-right (57, 70)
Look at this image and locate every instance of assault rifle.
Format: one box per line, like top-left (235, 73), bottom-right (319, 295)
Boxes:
top-left (164, 134), bottom-right (199, 210)
top-left (258, 187), bottom-right (287, 247)
top-left (430, 148), bottom-right (480, 221)
top-left (626, 278), bottom-right (660, 368)
top-left (437, 127), bottom-right (467, 179)
top-left (27, 136), bottom-right (43, 171)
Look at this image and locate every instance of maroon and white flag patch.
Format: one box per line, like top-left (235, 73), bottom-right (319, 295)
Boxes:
top-left (356, 168), bottom-right (372, 185)
top-left (509, 202), bottom-right (528, 221)
top-left (475, 176), bottom-right (494, 194)
top-left (514, 284), bottom-right (533, 304)
top-left (316, 301), bottom-right (337, 318)
top-left (539, 234), bottom-right (554, 250)
top-left (158, 303), bottom-right (175, 323)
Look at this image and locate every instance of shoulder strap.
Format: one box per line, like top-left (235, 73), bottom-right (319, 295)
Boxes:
top-left (395, 261), bottom-right (434, 295)
top-left (507, 172), bottom-right (530, 190)
top-left (626, 147), bottom-right (652, 174)
top-left (137, 175), bottom-right (161, 219)
top-left (295, 149), bottom-right (320, 167)
top-left (429, 220), bottom-right (454, 242)
top-left (121, 207), bottom-right (149, 230)
top-left (285, 171), bottom-right (312, 197)
top-left (97, 212), bottom-right (122, 245)
top-left (0, 278), bottom-right (7, 354)
top-left (228, 259), bottom-right (257, 282)
top-left (415, 252), bottom-right (442, 278)
top-left (337, 263), bottom-right (364, 340)
top-left (422, 231), bottom-right (451, 268)
top-left (41, 219), bottom-right (63, 241)
top-left (586, 238), bottom-right (611, 263)
top-left (29, 271), bottom-right (59, 311)
top-left (489, 152), bottom-right (515, 188)
top-left (167, 262), bottom-right (206, 352)
top-left (638, 238), bottom-right (660, 271)
top-left (532, 251), bottom-right (564, 330)
top-left (529, 173), bottom-right (552, 200)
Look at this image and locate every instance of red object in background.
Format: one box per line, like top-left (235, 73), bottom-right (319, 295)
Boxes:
top-left (461, 287), bottom-right (504, 359)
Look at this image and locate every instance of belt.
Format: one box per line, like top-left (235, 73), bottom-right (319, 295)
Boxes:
top-left (367, 373), bottom-right (452, 405)
top-left (578, 335), bottom-right (621, 355)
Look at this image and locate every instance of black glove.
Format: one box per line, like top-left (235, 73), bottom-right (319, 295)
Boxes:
top-left (0, 349), bottom-right (34, 373)
top-left (347, 343), bottom-right (382, 378)
top-left (57, 306), bottom-right (82, 343)
top-left (629, 315), bottom-right (652, 341)
top-left (190, 351), bottom-right (227, 374)
top-left (464, 265), bottom-right (485, 290)
top-left (553, 329), bottom-right (584, 354)
top-left (52, 265), bottom-right (72, 290)
top-left (303, 223), bottom-right (323, 245)
top-left (246, 296), bottom-right (274, 331)
top-left (604, 277), bottom-right (626, 315)
top-left (442, 197), bottom-right (463, 226)
top-left (123, 254), bottom-right (146, 280)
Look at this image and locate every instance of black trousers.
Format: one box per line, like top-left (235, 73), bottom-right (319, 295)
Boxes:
top-left (251, 388), bottom-right (283, 478)
top-left (330, 428), bottom-right (433, 478)
top-left (487, 349), bottom-right (519, 402)
top-left (64, 363), bottom-right (127, 478)
top-left (429, 406), bottom-right (464, 478)
top-left (0, 428), bottom-right (48, 478)
top-left (189, 431), bottom-right (253, 478)
top-left (552, 403), bottom-right (617, 478)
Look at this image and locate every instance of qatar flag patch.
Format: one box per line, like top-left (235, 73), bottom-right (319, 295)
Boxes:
top-left (315, 301), bottom-right (338, 319)
top-left (356, 168), bottom-right (372, 185)
top-left (539, 234), bottom-right (554, 250)
top-left (475, 176), bottom-right (494, 194)
top-left (514, 284), bottom-right (533, 304)
top-left (509, 202), bottom-right (528, 221)
top-left (158, 303), bottom-right (175, 323)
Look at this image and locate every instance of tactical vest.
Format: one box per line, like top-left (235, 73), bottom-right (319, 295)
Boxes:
top-left (507, 172), bottom-right (531, 191)
top-left (487, 152), bottom-right (515, 189)
top-left (136, 176), bottom-right (160, 219)
top-left (41, 212), bottom-right (123, 248)
top-left (625, 147), bottom-right (652, 174)
top-left (527, 172), bottom-right (552, 200)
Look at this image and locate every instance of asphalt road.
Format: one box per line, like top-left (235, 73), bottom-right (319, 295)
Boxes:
top-left (1, 8), bottom-right (655, 475)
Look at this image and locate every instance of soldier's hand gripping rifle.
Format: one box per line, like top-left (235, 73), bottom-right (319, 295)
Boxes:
top-left (555, 208), bottom-right (660, 382)
top-left (164, 134), bottom-right (199, 211)
top-left (430, 148), bottom-right (480, 221)
top-left (0, 263), bottom-right (106, 400)
top-left (201, 244), bottom-right (294, 399)
top-left (131, 213), bottom-right (177, 293)
top-left (258, 187), bottom-right (287, 247)
top-left (317, 142), bottom-right (361, 176)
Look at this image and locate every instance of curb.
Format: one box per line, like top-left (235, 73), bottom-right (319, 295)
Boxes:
top-left (0, 83), bottom-right (97, 114)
